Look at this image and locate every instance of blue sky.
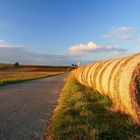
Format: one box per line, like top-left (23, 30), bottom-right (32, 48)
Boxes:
top-left (0, 0), bottom-right (140, 65)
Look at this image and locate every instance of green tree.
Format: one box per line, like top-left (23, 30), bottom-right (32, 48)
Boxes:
top-left (71, 64), bottom-right (75, 67)
top-left (14, 62), bottom-right (19, 67)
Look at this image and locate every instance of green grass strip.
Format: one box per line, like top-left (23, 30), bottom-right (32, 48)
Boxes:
top-left (46, 77), bottom-right (140, 140)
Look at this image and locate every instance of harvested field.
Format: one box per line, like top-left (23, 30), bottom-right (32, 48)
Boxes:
top-left (0, 72), bottom-right (55, 80)
top-left (0, 65), bottom-right (71, 72)
top-left (0, 65), bottom-right (68, 86)
top-left (71, 53), bottom-right (140, 123)
top-left (0, 64), bottom-right (13, 69)
top-left (0, 72), bottom-right (62, 86)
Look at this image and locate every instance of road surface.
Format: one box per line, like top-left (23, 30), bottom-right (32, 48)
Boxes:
top-left (0, 74), bottom-right (67, 140)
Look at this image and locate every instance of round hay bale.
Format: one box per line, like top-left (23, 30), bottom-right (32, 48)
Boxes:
top-left (90, 63), bottom-right (101, 87)
top-left (87, 63), bottom-right (96, 87)
top-left (71, 53), bottom-right (140, 123)
top-left (119, 54), bottom-right (140, 122)
top-left (96, 59), bottom-right (115, 94)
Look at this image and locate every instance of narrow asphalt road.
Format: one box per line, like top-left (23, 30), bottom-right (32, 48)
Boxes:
top-left (0, 74), bottom-right (68, 140)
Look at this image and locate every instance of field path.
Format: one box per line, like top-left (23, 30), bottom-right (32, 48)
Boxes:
top-left (0, 73), bottom-right (68, 140)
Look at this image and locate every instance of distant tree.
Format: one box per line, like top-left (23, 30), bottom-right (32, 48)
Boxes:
top-left (71, 64), bottom-right (78, 69)
top-left (71, 64), bottom-right (75, 67)
top-left (14, 62), bottom-right (19, 67)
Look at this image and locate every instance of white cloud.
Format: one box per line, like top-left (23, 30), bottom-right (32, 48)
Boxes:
top-left (111, 27), bottom-right (135, 34)
top-left (69, 42), bottom-right (126, 54)
top-left (0, 40), bottom-right (5, 43)
top-left (102, 27), bottom-right (135, 40)
top-left (102, 34), bottom-right (112, 39)
top-left (69, 42), bottom-right (98, 53)
top-left (118, 34), bottom-right (133, 40)
top-left (0, 40), bottom-right (23, 48)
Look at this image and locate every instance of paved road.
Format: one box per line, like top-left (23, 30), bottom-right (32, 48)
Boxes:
top-left (0, 74), bottom-right (67, 140)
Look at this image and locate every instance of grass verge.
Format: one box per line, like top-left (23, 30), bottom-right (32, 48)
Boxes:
top-left (0, 72), bottom-right (63, 87)
top-left (46, 76), bottom-right (140, 140)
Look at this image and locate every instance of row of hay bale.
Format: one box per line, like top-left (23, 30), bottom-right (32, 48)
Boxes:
top-left (71, 53), bottom-right (140, 123)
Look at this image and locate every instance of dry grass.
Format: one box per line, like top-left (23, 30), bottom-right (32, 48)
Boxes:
top-left (72, 53), bottom-right (140, 123)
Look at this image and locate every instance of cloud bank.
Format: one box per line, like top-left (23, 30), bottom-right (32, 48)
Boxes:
top-left (0, 40), bottom-right (76, 65)
top-left (69, 42), bottom-right (126, 54)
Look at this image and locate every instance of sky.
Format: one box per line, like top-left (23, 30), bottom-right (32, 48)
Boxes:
top-left (0, 0), bottom-right (140, 65)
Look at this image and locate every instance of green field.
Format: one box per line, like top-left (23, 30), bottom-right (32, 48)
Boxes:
top-left (46, 76), bottom-right (140, 140)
